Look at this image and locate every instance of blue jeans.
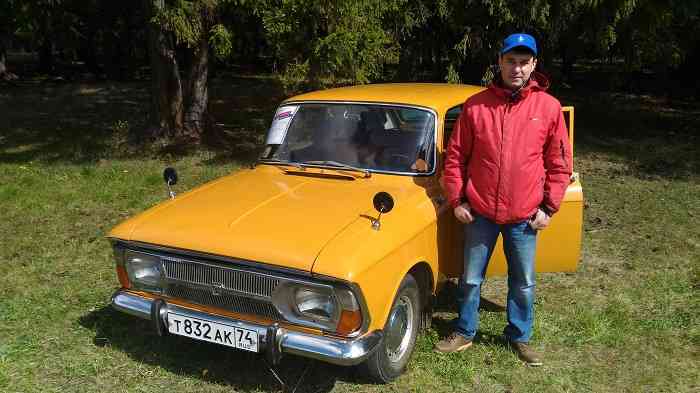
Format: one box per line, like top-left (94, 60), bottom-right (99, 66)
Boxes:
top-left (455, 214), bottom-right (537, 343)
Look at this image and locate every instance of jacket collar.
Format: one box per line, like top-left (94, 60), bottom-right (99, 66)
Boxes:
top-left (489, 71), bottom-right (550, 101)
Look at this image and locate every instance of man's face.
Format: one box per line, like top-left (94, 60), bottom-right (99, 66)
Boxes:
top-left (498, 51), bottom-right (537, 90)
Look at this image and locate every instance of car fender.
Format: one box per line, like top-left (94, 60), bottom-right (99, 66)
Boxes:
top-left (312, 190), bottom-right (440, 331)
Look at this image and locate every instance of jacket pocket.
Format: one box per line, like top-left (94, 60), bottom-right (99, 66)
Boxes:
top-left (514, 173), bottom-right (544, 222)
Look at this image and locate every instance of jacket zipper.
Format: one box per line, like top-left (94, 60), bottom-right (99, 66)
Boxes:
top-left (494, 100), bottom-right (511, 221)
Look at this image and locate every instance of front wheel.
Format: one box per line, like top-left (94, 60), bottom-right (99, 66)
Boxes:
top-left (360, 274), bottom-right (422, 383)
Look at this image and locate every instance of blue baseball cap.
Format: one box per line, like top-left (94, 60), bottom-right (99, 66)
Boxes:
top-left (501, 33), bottom-right (537, 56)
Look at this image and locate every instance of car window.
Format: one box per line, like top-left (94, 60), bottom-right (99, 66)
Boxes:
top-left (443, 105), bottom-right (462, 148)
top-left (263, 103), bottom-right (436, 174)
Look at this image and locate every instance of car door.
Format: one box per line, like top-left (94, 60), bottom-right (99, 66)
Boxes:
top-left (437, 105), bottom-right (583, 278)
top-left (436, 105), bottom-right (467, 279)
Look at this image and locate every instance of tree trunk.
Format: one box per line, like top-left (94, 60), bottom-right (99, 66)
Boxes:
top-left (0, 33), bottom-right (17, 81)
top-left (123, 12), bottom-right (139, 80)
top-left (146, 0), bottom-right (184, 139)
top-left (38, 8), bottom-right (54, 74)
top-left (183, 33), bottom-right (209, 140)
top-left (39, 38), bottom-right (54, 74)
top-left (81, 28), bottom-right (101, 76)
top-left (560, 42), bottom-right (575, 83)
top-left (145, 0), bottom-right (213, 143)
top-left (0, 39), bottom-right (7, 76)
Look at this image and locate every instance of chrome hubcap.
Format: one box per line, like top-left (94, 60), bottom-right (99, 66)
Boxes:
top-left (384, 295), bottom-right (414, 363)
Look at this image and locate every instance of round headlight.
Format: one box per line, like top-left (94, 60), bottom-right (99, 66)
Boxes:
top-left (295, 288), bottom-right (335, 321)
top-left (125, 251), bottom-right (163, 291)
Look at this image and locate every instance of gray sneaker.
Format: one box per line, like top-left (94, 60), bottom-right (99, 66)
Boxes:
top-left (434, 332), bottom-right (473, 353)
top-left (509, 341), bottom-right (543, 366)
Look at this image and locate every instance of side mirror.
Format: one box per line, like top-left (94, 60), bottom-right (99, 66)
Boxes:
top-left (163, 167), bottom-right (178, 199)
top-left (163, 167), bottom-right (178, 186)
top-left (373, 192), bottom-right (394, 214)
top-left (371, 192), bottom-right (394, 230)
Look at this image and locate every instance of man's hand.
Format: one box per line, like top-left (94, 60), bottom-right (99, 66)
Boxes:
top-left (454, 202), bottom-right (474, 224)
top-left (528, 209), bottom-right (551, 230)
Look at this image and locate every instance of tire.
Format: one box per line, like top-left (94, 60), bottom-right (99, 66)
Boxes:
top-left (360, 274), bottom-right (422, 383)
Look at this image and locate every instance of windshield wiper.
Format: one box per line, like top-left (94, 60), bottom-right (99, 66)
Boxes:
top-left (258, 158), bottom-right (303, 169)
top-left (300, 160), bottom-right (371, 178)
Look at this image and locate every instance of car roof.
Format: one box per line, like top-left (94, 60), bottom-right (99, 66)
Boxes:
top-left (284, 83), bottom-right (485, 113)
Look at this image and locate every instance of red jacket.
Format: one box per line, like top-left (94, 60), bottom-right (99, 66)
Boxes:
top-left (443, 72), bottom-right (572, 224)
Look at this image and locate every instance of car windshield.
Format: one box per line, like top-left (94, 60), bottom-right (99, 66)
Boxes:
top-left (260, 103), bottom-right (435, 174)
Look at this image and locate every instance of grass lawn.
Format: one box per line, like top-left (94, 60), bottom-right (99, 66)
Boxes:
top-left (1, 78), bottom-right (698, 392)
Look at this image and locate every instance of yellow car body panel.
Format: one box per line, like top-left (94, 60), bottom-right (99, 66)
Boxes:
top-left (110, 166), bottom-right (414, 272)
top-left (286, 83), bottom-right (485, 114)
top-left (312, 175), bottom-right (444, 331)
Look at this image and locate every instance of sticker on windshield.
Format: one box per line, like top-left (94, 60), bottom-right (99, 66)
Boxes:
top-left (266, 105), bottom-right (299, 145)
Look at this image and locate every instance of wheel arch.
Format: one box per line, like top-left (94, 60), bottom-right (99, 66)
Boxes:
top-left (406, 261), bottom-right (435, 331)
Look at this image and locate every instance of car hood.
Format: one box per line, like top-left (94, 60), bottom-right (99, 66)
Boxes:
top-left (109, 166), bottom-right (407, 272)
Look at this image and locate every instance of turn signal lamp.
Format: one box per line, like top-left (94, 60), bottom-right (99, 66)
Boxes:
top-left (336, 288), bottom-right (362, 336)
top-left (116, 265), bottom-right (131, 289)
top-left (336, 309), bottom-right (362, 336)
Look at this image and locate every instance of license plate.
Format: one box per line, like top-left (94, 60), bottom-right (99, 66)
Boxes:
top-left (167, 312), bottom-right (258, 353)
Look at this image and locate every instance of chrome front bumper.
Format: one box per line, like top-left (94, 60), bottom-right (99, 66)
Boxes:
top-left (111, 291), bottom-right (382, 366)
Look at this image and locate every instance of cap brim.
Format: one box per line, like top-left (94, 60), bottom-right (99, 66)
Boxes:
top-left (501, 44), bottom-right (537, 56)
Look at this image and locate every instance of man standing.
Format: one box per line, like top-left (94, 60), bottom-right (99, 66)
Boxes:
top-left (434, 33), bottom-right (572, 366)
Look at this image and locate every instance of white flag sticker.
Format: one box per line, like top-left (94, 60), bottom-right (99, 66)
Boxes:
top-left (266, 105), bottom-right (299, 145)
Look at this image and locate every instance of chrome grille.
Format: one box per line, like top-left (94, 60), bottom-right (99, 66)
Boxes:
top-left (166, 283), bottom-right (282, 320)
top-left (161, 257), bottom-right (283, 320)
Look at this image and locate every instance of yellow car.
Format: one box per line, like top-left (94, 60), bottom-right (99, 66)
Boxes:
top-left (109, 84), bottom-right (582, 382)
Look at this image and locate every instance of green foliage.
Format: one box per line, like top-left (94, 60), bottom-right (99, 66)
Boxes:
top-left (152, 0), bottom-right (205, 48)
top-left (445, 64), bottom-right (461, 84)
top-left (258, 0), bottom-right (406, 89)
top-left (279, 59), bottom-right (310, 94)
top-left (209, 23), bottom-right (233, 59)
top-left (149, 0), bottom-right (248, 62)
top-left (4, 0), bottom-right (699, 89)
top-left (481, 65), bottom-right (497, 86)
top-left (613, 0), bottom-right (700, 72)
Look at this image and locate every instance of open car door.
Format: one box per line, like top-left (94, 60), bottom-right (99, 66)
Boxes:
top-left (437, 106), bottom-right (582, 279)
top-left (486, 106), bottom-right (582, 274)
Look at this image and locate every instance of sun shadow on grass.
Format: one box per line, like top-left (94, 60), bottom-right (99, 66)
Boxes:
top-left (0, 81), bottom-right (149, 163)
top-left (0, 76), bottom-right (285, 165)
top-left (200, 75), bottom-right (285, 166)
top-left (555, 89), bottom-right (700, 181)
top-left (434, 279), bottom-right (506, 314)
top-left (78, 305), bottom-right (367, 392)
top-left (431, 279), bottom-right (508, 346)
top-left (6, 75), bottom-right (696, 175)
top-left (430, 314), bottom-right (508, 350)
